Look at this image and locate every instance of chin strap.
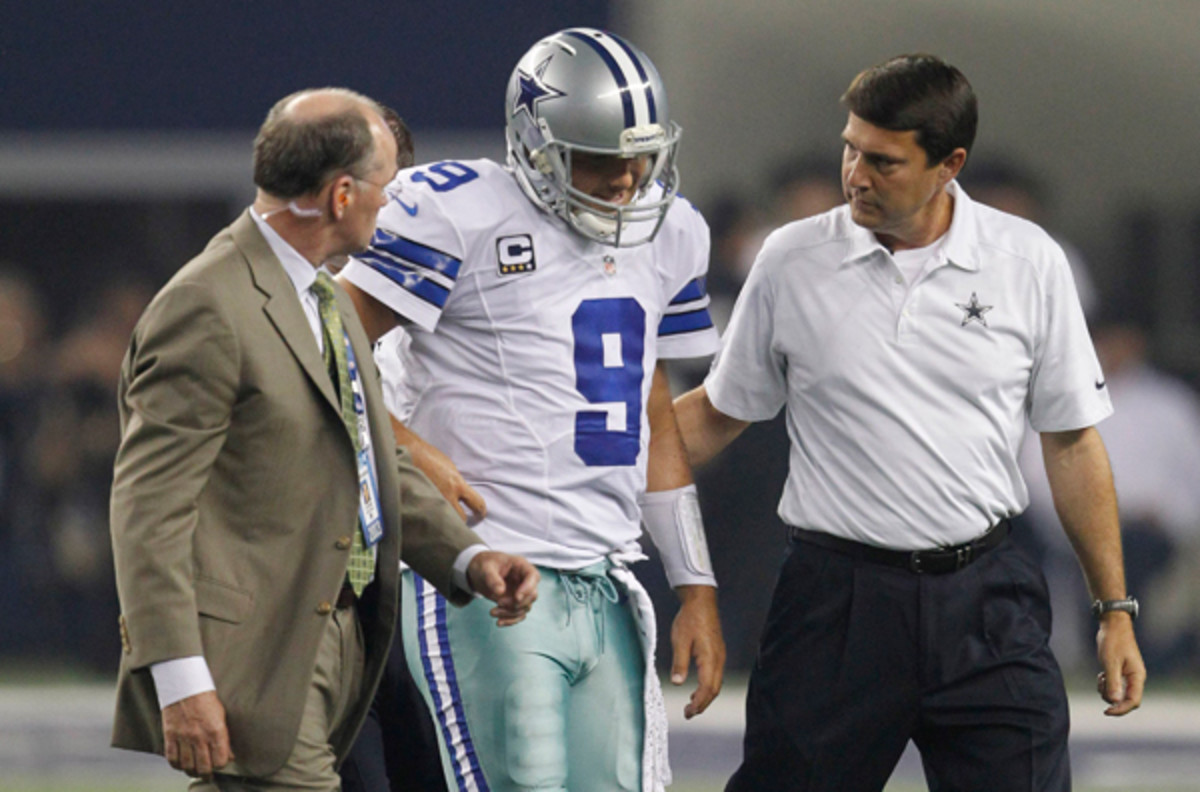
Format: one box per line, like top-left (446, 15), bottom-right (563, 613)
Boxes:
top-left (571, 207), bottom-right (619, 239)
top-left (639, 484), bottom-right (716, 589)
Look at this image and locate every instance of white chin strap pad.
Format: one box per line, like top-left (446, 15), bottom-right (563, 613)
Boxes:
top-left (572, 207), bottom-right (618, 238)
top-left (640, 484), bottom-right (716, 588)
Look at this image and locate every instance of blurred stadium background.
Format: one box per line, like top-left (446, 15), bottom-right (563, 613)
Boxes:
top-left (3, 1), bottom-right (1199, 788)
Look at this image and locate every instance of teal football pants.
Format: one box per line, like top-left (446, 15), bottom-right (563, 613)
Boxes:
top-left (402, 563), bottom-right (645, 792)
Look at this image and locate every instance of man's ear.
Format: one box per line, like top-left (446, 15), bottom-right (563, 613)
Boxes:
top-left (940, 148), bottom-right (968, 183)
top-left (330, 175), bottom-right (355, 218)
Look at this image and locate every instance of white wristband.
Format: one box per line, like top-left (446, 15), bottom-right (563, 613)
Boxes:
top-left (640, 484), bottom-right (716, 588)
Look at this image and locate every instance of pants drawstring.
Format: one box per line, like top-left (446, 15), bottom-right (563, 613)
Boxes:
top-left (560, 563), bottom-right (620, 650)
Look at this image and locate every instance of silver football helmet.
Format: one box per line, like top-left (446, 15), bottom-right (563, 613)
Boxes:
top-left (505, 28), bottom-right (682, 247)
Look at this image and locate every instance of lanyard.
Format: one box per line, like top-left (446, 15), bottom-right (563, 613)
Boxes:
top-left (343, 333), bottom-right (384, 548)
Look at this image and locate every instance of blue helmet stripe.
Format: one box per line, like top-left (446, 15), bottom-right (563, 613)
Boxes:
top-left (608, 34), bottom-right (657, 123)
top-left (564, 30), bottom-right (636, 128)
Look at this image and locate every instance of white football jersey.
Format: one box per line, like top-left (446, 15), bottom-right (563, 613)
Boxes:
top-left (342, 159), bottom-right (717, 568)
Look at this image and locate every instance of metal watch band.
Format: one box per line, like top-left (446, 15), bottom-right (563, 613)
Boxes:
top-left (1091, 596), bottom-right (1138, 621)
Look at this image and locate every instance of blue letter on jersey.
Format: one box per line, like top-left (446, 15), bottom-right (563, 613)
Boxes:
top-left (572, 298), bottom-right (645, 466)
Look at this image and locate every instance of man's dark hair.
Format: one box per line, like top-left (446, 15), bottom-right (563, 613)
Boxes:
top-left (379, 104), bottom-right (415, 169)
top-left (841, 54), bottom-right (977, 166)
top-left (252, 88), bottom-right (379, 199)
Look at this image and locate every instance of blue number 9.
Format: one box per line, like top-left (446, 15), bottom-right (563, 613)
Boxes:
top-left (410, 161), bottom-right (479, 192)
top-left (572, 298), bottom-right (645, 467)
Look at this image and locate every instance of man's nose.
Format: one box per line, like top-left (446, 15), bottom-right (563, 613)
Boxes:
top-left (610, 160), bottom-right (639, 187)
top-left (843, 154), bottom-right (868, 189)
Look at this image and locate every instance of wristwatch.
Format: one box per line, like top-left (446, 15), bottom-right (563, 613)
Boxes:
top-left (1091, 596), bottom-right (1138, 621)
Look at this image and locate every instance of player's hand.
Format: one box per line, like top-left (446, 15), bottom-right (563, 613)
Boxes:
top-left (395, 417), bottom-right (486, 522)
top-left (670, 585), bottom-right (725, 719)
top-left (467, 551), bottom-right (540, 626)
top-left (161, 690), bottom-right (234, 778)
top-left (1096, 613), bottom-right (1145, 716)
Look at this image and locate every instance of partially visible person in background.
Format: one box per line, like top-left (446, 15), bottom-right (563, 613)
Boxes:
top-left (700, 194), bottom-right (765, 334)
top-left (378, 105), bottom-right (414, 170)
top-left (1020, 304), bottom-right (1200, 673)
top-left (682, 153), bottom-right (846, 673)
top-left (766, 152), bottom-right (845, 227)
top-left (702, 153), bottom-right (844, 326)
top-left (0, 267), bottom-right (53, 661)
top-left (30, 277), bottom-right (154, 671)
top-left (961, 156), bottom-right (1098, 317)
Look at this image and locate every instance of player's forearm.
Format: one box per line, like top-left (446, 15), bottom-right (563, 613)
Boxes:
top-left (673, 385), bottom-right (749, 468)
top-left (1041, 427), bottom-right (1128, 601)
top-left (646, 363), bottom-right (694, 492)
top-left (645, 366), bottom-right (717, 587)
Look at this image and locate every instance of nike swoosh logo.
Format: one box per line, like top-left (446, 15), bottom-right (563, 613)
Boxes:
top-left (1095, 380), bottom-right (1106, 390)
top-left (392, 196), bottom-right (418, 216)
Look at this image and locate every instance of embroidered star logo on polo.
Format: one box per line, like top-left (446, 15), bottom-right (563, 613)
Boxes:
top-left (956, 292), bottom-right (993, 327)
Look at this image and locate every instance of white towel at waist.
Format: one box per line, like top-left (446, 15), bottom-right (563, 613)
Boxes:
top-left (608, 550), bottom-right (671, 792)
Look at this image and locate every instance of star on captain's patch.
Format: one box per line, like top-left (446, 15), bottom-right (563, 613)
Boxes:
top-left (513, 56), bottom-right (565, 123)
top-left (955, 292), bottom-right (993, 327)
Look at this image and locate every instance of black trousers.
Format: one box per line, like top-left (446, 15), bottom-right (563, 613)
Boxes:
top-left (339, 618), bottom-right (448, 792)
top-left (727, 532), bottom-right (1071, 792)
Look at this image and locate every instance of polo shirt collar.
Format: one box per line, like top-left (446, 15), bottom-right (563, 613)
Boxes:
top-left (842, 180), bottom-right (981, 272)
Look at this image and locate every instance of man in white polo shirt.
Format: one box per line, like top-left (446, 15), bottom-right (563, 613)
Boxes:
top-left (675, 54), bottom-right (1145, 791)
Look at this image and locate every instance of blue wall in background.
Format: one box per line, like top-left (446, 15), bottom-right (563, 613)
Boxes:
top-left (2, 2), bottom-right (611, 131)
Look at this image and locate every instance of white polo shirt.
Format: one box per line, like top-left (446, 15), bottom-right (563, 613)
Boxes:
top-left (706, 182), bottom-right (1112, 550)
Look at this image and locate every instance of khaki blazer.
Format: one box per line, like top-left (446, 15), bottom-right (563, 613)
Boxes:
top-left (109, 211), bottom-right (479, 777)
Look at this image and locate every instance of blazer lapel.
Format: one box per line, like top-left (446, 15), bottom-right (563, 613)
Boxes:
top-left (229, 212), bottom-right (340, 413)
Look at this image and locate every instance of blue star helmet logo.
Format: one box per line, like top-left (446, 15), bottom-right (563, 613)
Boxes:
top-left (513, 56), bottom-right (565, 123)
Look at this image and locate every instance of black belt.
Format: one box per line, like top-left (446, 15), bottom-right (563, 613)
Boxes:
top-left (789, 519), bottom-right (1011, 574)
top-left (336, 583), bottom-right (357, 609)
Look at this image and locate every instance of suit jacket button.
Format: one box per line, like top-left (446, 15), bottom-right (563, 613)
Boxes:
top-left (316, 601), bottom-right (333, 615)
top-left (335, 536), bottom-right (352, 550)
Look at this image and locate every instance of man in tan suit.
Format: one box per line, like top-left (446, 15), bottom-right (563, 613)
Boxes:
top-left (109, 88), bottom-right (539, 791)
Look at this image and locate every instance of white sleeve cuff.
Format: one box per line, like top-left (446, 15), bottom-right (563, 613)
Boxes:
top-left (150, 656), bottom-right (216, 710)
top-left (452, 543), bottom-right (490, 596)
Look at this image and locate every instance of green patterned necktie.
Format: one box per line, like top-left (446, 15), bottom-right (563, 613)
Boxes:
top-left (311, 271), bottom-right (375, 596)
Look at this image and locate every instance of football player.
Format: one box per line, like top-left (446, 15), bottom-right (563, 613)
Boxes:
top-left (338, 28), bottom-right (724, 792)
